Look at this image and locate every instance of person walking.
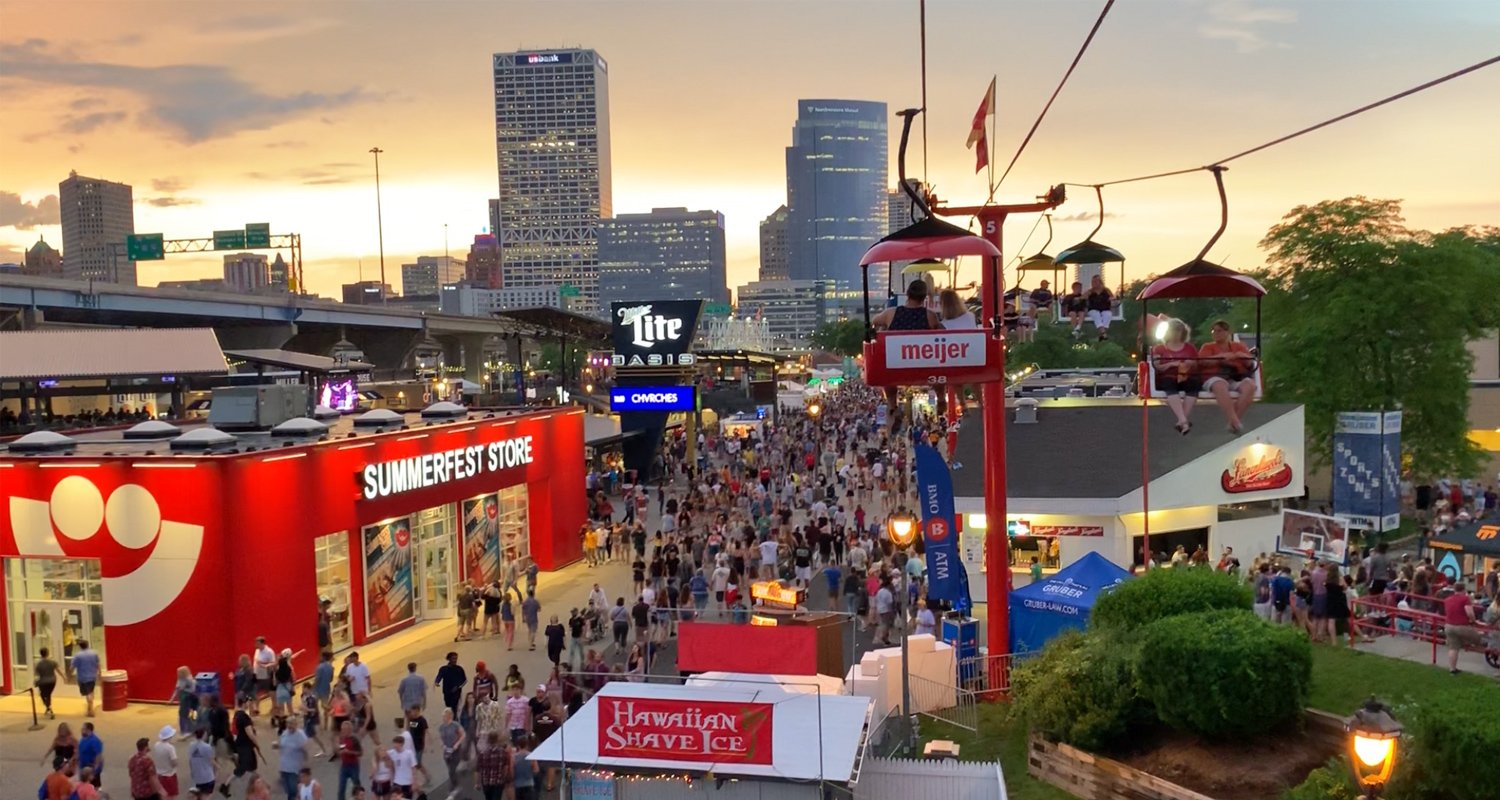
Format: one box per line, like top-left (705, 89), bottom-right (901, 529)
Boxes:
top-left (151, 726), bottom-right (181, 799)
top-left (511, 735), bottom-right (537, 800)
top-left (544, 615), bottom-right (566, 666)
top-left (437, 707), bottom-right (466, 791)
top-left (277, 715), bottom-right (313, 800)
top-left (474, 731), bottom-right (512, 800)
top-left (187, 728), bottom-right (217, 797)
top-left (499, 589), bottom-right (517, 651)
top-left (1443, 581), bottom-right (1481, 674)
top-left (396, 662), bottom-right (426, 714)
top-left (77, 722), bottom-right (104, 787)
top-left (610, 598), bottom-right (630, 651)
top-left (522, 591), bottom-right (542, 651)
top-left (72, 639), bottom-right (102, 717)
top-left (333, 721), bottom-right (363, 800)
top-left (34, 646), bottom-right (60, 719)
top-left (128, 736), bottom-right (165, 800)
top-left (433, 652), bottom-right (466, 715)
top-left (567, 610), bottom-right (586, 668)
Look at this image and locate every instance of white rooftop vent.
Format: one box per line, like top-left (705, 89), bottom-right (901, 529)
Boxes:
top-left (1014, 397), bottom-right (1040, 425)
top-left (1066, 387), bottom-right (1087, 398)
top-left (169, 427), bottom-right (238, 452)
top-left (271, 417), bottom-right (329, 437)
top-left (420, 401), bottom-right (467, 420)
top-left (123, 420), bottom-right (182, 440)
top-left (353, 408), bottom-right (404, 428)
top-left (7, 430), bottom-right (78, 453)
top-left (1104, 387), bottom-right (1127, 398)
top-left (311, 405), bottom-right (341, 421)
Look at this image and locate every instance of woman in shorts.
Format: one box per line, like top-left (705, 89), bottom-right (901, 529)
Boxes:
top-left (1151, 318), bottom-right (1201, 434)
top-left (1198, 320), bottom-right (1258, 432)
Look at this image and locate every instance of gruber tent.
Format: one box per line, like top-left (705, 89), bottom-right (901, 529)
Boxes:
top-left (1009, 551), bottom-right (1130, 653)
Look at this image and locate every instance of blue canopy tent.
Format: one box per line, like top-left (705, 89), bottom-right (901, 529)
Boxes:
top-left (1009, 551), bottom-right (1131, 654)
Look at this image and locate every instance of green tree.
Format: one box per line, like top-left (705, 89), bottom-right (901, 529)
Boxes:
top-left (810, 318), bottom-right (866, 356)
top-left (1258, 198), bottom-right (1500, 478)
top-left (1006, 322), bottom-right (1135, 369)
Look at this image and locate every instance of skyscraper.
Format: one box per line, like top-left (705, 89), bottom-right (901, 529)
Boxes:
top-left (222, 253), bottom-right (269, 292)
top-left (23, 237), bottom-right (62, 277)
top-left (59, 171), bottom-right (136, 284)
top-left (493, 48), bottom-right (612, 315)
top-left (888, 179), bottom-right (926, 234)
top-left (598, 208), bottom-right (728, 311)
top-left (401, 255), bottom-right (466, 302)
top-left (466, 234), bottom-right (502, 288)
top-left (758, 205), bottom-right (790, 282)
top-left (784, 100), bottom-right (888, 289)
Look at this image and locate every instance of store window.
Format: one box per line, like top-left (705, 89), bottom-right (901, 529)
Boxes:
top-left (1132, 527), bottom-right (1211, 568)
top-left (460, 486), bottom-right (530, 590)
top-left (413, 504), bottom-right (457, 619)
top-left (1009, 535), bottom-right (1061, 570)
top-left (313, 533), bottom-right (353, 652)
top-left (1218, 499), bottom-right (1282, 522)
top-left (6, 558), bottom-right (105, 689)
top-left (498, 485), bottom-right (529, 567)
top-left (362, 517), bottom-right (415, 637)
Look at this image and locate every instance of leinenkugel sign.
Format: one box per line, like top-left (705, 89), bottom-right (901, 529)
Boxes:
top-left (597, 697), bottom-right (773, 765)
top-left (359, 437), bottom-right (535, 500)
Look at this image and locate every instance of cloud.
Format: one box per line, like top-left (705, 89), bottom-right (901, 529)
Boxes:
top-left (191, 14), bottom-right (339, 42)
top-left (0, 41), bottom-right (373, 143)
top-left (0, 192), bottom-right (60, 229)
top-left (151, 177), bottom-right (189, 193)
top-left (265, 140), bottom-right (306, 149)
top-left (1200, 1), bottom-right (1296, 53)
top-left (1056, 211), bottom-right (1119, 223)
top-left (244, 162), bottom-right (364, 186)
top-left (70, 96), bottom-right (106, 110)
top-left (59, 110), bottom-right (126, 135)
top-left (144, 197), bottom-right (199, 207)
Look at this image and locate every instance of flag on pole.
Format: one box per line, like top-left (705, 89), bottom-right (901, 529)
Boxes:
top-left (967, 77), bottom-right (996, 174)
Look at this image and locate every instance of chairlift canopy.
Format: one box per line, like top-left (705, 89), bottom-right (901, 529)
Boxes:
top-left (1137, 258), bottom-right (1266, 300)
top-left (860, 217), bottom-right (999, 266)
top-left (1054, 239), bottom-right (1125, 265)
top-left (1017, 254), bottom-right (1058, 271)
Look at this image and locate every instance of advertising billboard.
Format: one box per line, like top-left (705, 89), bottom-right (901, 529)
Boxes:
top-left (1277, 509), bottom-right (1350, 565)
top-left (609, 385), bottom-right (695, 413)
top-left (611, 300), bottom-right (704, 368)
top-left (596, 696), bottom-right (773, 765)
top-left (362, 517), bottom-right (414, 635)
top-left (1333, 411), bottom-right (1401, 531)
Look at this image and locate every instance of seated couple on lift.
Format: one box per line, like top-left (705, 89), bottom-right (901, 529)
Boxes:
top-left (1151, 319), bottom-right (1258, 435)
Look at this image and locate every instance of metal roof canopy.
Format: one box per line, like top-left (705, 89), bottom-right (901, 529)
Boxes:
top-left (223, 348), bottom-right (375, 374)
top-left (492, 306), bottom-right (610, 343)
top-left (0, 327), bottom-right (227, 381)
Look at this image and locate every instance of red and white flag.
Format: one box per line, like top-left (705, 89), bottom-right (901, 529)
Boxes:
top-left (967, 77), bottom-right (996, 174)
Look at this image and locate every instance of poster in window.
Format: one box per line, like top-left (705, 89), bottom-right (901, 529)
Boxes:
top-left (462, 494), bottom-right (501, 586)
top-left (362, 517), bottom-right (414, 635)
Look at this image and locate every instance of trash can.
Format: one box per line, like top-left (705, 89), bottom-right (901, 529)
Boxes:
top-left (101, 670), bottom-right (129, 711)
top-left (194, 671), bottom-right (221, 698)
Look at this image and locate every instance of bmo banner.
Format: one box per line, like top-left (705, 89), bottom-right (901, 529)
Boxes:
top-left (610, 385), bottom-right (695, 413)
top-left (611, 300), bottom-right (704, 368)
top-left (597, 696), bottom-right (773, 765)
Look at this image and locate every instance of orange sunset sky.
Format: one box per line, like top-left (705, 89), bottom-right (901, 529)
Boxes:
top-left (1, 0), bottom-right (1497, 300)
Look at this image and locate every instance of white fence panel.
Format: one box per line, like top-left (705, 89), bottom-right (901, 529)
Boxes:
top-left (611, 778), bottom-right (821, 800)
top-left (854, 757), bottom-right (1007, 800)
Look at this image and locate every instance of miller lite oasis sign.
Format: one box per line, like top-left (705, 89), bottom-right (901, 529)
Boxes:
top-left (597, 696), bottom-right (773, 765)
top-left (611, 300), bottom-right (705, 368)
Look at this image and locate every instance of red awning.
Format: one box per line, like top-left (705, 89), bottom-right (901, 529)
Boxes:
top-left (860, 216), bottom-right (1000, 266)
top-left (1138, 258), bottom-right (1266, 299)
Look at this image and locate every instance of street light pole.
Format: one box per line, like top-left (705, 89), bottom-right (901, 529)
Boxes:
top-left (370, 146), bottom-right (387, 304)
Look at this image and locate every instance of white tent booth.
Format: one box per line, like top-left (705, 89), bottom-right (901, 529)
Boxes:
top-left (531, 680), bottom-right (874, 799)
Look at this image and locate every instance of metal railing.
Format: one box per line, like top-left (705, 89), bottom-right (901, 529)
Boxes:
top-left (956, 652), bottom-right (1021, 700)
top-left (909, 672), bottom-right (979, 732)
top-left (1351, 592), bottom-right (1499, 667)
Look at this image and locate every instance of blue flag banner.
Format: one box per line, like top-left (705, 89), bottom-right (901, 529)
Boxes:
top-left (1334, 411), bottom-right (1401, 531)
top-left (913, 444), bottom-right (971, 610)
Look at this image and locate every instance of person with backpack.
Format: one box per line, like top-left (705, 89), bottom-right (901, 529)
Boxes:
top-left (474, 731), bottom-right (512, 800)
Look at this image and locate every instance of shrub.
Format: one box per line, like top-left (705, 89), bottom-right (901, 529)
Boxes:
top-left (1090, 565), bottom-right (1253, 632)
top-left (1011, 628), bottom-right (1152, 752)
top-left (1388, 686), bottom-right (1500, 800)
top-left (1283, 757), bottom-right (1359, 800)
top-left (1135, 609), bottom-right (1311, 740)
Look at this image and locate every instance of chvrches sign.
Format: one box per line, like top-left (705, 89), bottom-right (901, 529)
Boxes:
top-left (597, 697), bottom-right (773, 765)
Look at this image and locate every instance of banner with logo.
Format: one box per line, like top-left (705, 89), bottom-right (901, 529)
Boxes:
top-left (461, 494), bottom-right (501, 586)
top-left (362, 517), bottom-right (414, 635)
top-left (596, 696), bottom-right (773, 765)
top-left (569, 771), bottom-right (616, 799)
top-left (611, 300), bottom-right (705, 368)
top-left (1276, 509), bottom-right (1350, 565)
top-left (1333, 411), bottom-right (1401, 531)
top-left (914, 444), bottom-right (971, 609)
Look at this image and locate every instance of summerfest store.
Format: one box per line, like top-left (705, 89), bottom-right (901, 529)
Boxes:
top-left (0, 408), bottom-right (586, 700)
top-left (950, 401), bottom-right (1307, 597)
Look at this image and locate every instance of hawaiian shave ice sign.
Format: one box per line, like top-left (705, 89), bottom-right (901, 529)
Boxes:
top-left (597, 697), bottom-right (773, 765)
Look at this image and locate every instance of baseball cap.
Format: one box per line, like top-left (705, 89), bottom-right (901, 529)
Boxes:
top-left (536, 684), bottom-right (547, 692)
top-left (159, 725), bottom-right (176, 740)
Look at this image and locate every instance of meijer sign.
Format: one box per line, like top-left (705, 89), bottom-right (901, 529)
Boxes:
top-left (884, 331), bottom-right (989, 369)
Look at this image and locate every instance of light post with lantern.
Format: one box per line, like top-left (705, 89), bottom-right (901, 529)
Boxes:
top-left (1346, 697), bottom-right (1402, 799)
top-left (886, 508), bottom-right (919, 751)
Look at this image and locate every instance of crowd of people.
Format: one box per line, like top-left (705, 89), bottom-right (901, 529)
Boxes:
top-left (0, 404), bottom-right (158, 433)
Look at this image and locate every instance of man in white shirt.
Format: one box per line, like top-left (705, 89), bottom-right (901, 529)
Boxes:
top-left (252, 636), bottom-right (276, 714)
top-left (387, 733), bottom-right (424, 797)
top-left (151, 725), bottom-right (180, 799)
top-left (710, 563), bottom-right (731, 609)
top-left (758, 538), bottom-right (779, 579)
top-left (641, 584), bottom-right (657, 609)
top-left (343, 652), bottom-right (371, 696)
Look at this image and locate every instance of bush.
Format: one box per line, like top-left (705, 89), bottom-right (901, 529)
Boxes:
top-left (1283, 758), bottom-right (1359, 800)
top-left (1011, 628), bottom-right (1152, 752)
top-left (1388, 686), bottom-right (1500, 800)
top-left (1090, 565), bottom-right (1252, 632)
top-left (1135, 609), bottom-right (1310, 740)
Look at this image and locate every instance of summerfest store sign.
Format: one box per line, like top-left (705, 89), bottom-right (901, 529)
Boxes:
top-left (598, 697), bottom-right (774, 765)
top-left (359, 436), bottom-right (535, 500)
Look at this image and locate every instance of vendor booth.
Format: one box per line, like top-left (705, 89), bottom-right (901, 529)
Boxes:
top-left (1425, 523), bottom-right (1500, 585)
top-left (1009, 551), bottom-right (1130, 654)
top-left (0, 407), bottom-right (587, 700)
top-left (950, 400), bottom-right (1305, 599)
top-left (530, 679), bottom-right (874, 799)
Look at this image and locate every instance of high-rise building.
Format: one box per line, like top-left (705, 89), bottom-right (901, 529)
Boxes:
top-left (784, 100), bottom-right (888, 289)
top-left (439, 283), bottom-right (588, 316)
top-left (736, 279), bottom-right (835, 349)
top-left (23, 237), bottom-right (62, 277)
top-left (58, 171), bottom-right (136, 284)
top-left (1071, 263), bottom-right (1103, 292)
top-left (488, 199), bottom-right (500, 236)
top-left (269, 253), bottom-right (291, 289)
top-left (887, 179), bottom-right (926, 234)
top-left (493, 48), bottom-right (612, 314)
top-left (758, 205), bottom-right (790, 282)
top-left (222, 253), bottom-right (270, 293)
top-left (598, 207), bottom-right (727, 311)
top-left (401, 255), bottom-right (466, 302)
top-left (342, 281), bottom-right (394, 305)
top-left (466, 234), bottom-right (502, 289)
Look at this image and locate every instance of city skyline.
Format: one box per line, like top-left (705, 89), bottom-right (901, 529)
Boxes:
top-left (1, 1), bottom-right (1497, 301)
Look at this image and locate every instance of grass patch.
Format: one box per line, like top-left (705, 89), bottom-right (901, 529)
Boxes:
top-left (1307, 643), bottom-right (1495, 713)
top-left (919, 702), bottom-right (1075, 800)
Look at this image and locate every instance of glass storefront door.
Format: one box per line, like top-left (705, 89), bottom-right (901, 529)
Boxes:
top-left (5, 558), bottom-right (105, 690)
top-left (413, 504), bottom-right (456, 620)
top-left (314, 533), bottom-right (353, 652)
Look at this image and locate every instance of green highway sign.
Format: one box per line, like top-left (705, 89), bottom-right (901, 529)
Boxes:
top-left (705, 302), bottom-right (731, 316)
top-left (559, 283), bottom-right (581, 297)
top-left (126, 233), bottom-right (165, 261)
top-left (213, 229), bottom-right (247, 251)
top-left (244, 223), bottom-right (271, 249)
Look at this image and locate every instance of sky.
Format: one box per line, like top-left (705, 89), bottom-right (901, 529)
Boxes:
top-left (1, 0), bottom-right (1497, 300)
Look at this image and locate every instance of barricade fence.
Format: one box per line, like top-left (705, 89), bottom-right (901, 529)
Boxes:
top-left (1351, 591), bottom-right (1499, 666)
top-left (909, 672), bottom-right (978, 732)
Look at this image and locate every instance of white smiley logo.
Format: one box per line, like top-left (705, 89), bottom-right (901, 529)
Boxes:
top-left (10, 475), bottom-right (205, 626)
